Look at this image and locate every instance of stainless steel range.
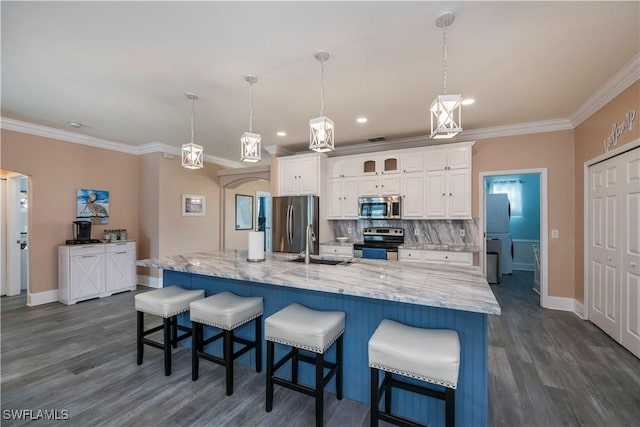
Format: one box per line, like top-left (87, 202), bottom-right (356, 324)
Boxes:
top-left (353, 227), bottom-right (404, 261)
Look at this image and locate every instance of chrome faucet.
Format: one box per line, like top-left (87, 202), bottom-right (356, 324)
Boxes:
top-left (304, 223), bottom-right (316, 264)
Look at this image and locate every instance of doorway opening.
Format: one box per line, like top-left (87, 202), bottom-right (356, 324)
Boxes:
top-left (479, 168), bottom-right (548, 308)
top-left (256, 191), bottom-right (272, 252)
top-left (1, 171), bottom-right (30, 298)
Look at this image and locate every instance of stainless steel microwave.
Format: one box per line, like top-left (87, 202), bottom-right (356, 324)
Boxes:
top-left (358, 196), bottom-right (402, 219)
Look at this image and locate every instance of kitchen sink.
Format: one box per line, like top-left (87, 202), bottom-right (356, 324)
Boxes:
top-left (289, 257), bottom-right (352, 266)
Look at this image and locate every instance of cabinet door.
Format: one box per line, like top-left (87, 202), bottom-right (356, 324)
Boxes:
top-left (380, 156), bottom-right (400, 175)
top-left (278, 159), bottom-right (298, 195)
top-left (327, 178), bottom-right (343, 219)
top-left (448, 169), bottom-right (471, 218)
top-left (402, 173), bottom-right (425, 218)
top-left (362, 159), bottom-right (377, 175)
top-left (426, 149), bottom-right (448, 171)
top-left (327, 158), bottom-right (342, 178)
top-left (297, 156), bottom-right (319, 195)
top-left (425, 171), bottom-right (447, 218)
top-left (401, 153), bottom-right (424, 173)
top-left (360, 176), bottom-right (379, 196)
top-left (448, 147), bottom-right (471, 169)
top-left (342, 157), bottom-right (361, 177)
top-left (342, 178), bottom-right (360, 218)
top-left (105, 250), bottom-right (135, 293)
top-left (69, 254), bottom-right (104, 300)
top-left (380, 175), bottom-right (400, 195)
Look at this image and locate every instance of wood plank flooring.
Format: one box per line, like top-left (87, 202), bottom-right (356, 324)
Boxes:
top-left (1, 272), bottom-right (638, 426)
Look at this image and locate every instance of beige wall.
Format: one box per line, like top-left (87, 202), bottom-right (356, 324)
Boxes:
top-left (137, 153), bottom-right (161, 279)
top-left (0, 130), bottom-right (140, 293)
top-left (224, 180), bottom-right (271, 250)
top-left (472, 130), bottom-right (576, 298)
top-left (574, 81), bottom-right (640, 302)
top-left (157, 155), bottom-right (223, 257)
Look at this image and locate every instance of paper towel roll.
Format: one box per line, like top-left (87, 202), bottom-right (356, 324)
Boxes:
top-left (248, 231), bottom-right (265, 262)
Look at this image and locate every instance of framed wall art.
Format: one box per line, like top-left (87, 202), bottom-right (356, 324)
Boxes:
top-left (182, 194), bottom-right (206, 216)
top-left (235, 194), bottom-right (253, 230)
top-left (77, 188), bottom-right (110, 224)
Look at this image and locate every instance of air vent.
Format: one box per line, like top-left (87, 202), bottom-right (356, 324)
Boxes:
top-left (367, 136), bottom-right (386, 143)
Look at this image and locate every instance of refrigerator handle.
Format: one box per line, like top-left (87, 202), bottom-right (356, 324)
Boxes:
top-left (287, 204), bottom-right (293, 245)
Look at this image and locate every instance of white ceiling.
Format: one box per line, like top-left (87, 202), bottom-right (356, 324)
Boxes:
top-left (2, 1), bottom-right (639, 166)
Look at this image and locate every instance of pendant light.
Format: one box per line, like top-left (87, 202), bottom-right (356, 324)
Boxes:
top-left (181, 92), bottom-right (204, 169)
top-left (241, 75), bottom-right (262, 163)
top-left (430, 11), bottom-right (462, 139)
top-left (309, 51), bottom-right (334, 152)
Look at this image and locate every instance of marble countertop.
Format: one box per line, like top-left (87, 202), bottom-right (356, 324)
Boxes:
top-left (320, 240), bottom-right (356, 247)
top-left (399, 244), bottom-right (483, 252)
top-left (137, 250), bottom-right (500, 315)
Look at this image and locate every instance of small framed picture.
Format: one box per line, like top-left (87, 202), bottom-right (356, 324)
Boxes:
top-left (235, 194), bottom-right (253, 230)
top-left (182, 194), bottom-right (205, 216)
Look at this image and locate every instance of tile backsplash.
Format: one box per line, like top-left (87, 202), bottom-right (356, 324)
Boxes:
top-left (331, 219), bottom-right (480, 246)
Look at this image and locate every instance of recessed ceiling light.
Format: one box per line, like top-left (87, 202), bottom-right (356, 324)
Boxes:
top-left (356, 117), bottom-right (368, 124)
top-left (276, 131), bottom-right (287, 137)
top-left (68, 122), bottom-right (83, 128)
top-left (461, 98), bottom-right (475, 106)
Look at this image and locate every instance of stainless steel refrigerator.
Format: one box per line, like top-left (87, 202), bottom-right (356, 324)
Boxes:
top-left (271, 195), bottom-right (319, 254)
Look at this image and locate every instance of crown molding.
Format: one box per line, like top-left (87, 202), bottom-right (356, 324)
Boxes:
top-left (461, 118), bottom-right (574, 140)
top-left (1, 117), bottom-right (243, 168)
top-left (569, 53), bottom-right (640, 127)
top-left (0, 117), bottom-right (139, 155)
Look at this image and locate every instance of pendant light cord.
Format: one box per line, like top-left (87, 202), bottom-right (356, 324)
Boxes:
top-left (249, 81), bottom-right (254, 132)
top-left (190, 96), bottom-right (195, 144)
top-left (320, 58), bottom-right (325, 116)
top-left (442, 23), bottom-right (448, 94)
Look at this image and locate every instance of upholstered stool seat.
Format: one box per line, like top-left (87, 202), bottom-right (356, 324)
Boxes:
top-left (368, 319), bottom-right (460, 427)
top-left (135, 286), bottom-right (204, 376)
top-left (190, 292), bottom-right (263, 396)
top-left (265, 303), bottom-right (345, 427)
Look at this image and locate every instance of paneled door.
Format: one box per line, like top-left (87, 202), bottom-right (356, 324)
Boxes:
top-left (589, 158), bottom-right (620, 340)
top-left (620, 148), bottom-right (640, 358)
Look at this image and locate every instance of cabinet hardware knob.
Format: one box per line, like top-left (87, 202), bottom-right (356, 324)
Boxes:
top-left (442, 193), bottom-right (446, 196)
top-left (631, 262), bottom-right (637, 267)
top-left (403, 170), bottom-right (406, 173)
top-left (607, 256), bottom-right (612, 261)
top-left (450, 193), bottom-right (452, 196)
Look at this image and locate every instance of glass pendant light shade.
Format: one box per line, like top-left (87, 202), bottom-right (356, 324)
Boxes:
top-left (182, 93), bottom-right (204, 169)
top-left (430, 94), bottom-right (462, 139)
top-left (241, 131), bottom-right (262, 162)
top-left (182, 142), bottom-right (204, 169)
top-left (309, 115), bottom-right (334, 152)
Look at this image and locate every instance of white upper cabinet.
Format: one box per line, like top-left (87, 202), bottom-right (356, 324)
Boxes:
top-left (278, 154), bottom-right (321, 196)
top-left (426, 145), bottom-right (471, 171)
top-left (361, 155), bottom-right (400, 175)
top-left (327, 177), bottom-right (359, 219)
top-left (328, 157), bottom-right (360, 178)
top-left (425, 169), bottom-right (471, 219)
top-left (401, 152), bottom-right (425, 173)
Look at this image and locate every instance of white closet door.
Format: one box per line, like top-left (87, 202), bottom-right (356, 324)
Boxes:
top-left (589, 159), bottom-right (620, 340)
top-left (620, 148), bottom-right (640, 358)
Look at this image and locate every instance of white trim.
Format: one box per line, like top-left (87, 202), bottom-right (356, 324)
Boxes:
top-left (462, 119), bottom-right (573, 140)
top-left (137, 274), bottom-right (163, 288)
top-left (512, 262), bottom-right (534, 272)
top-left (545, 296), bottom-right (575, 312)
top-left (0, 118), bottom-right (244, 169)
top-left (570, 53), bottom-right (640, 127)
top-left (479, 168), bottom-right (548, 308)
top-left (583, 138), bottom-right (640, 322)
top-left (573, 300), bottom-right (585, 320)
top-left (27, 289), bottom-right (58, 306)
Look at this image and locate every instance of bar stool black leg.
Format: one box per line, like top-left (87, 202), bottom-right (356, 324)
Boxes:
top-left (255, 315), bottom-right (262, 373)
top-left (136, 311), bottom-right (144, 365)
top-left (370, 367), bottom-right (379, 427)
top-left (336, 335), bottom-right (343, 400)
top-left (292, 347), bottom-right (299, 384)
top-left (384, 372), bottom-right (392, 414)
top-left (445, 388), bottom-right (455, 427)
top-left (315, 351), bottom-right (324, 427)
top-left (171, 316), bottom-right (178, 348)
top-left (266, 341), bottom-right (275, 412)
top-left (224, 329), bottom-right (234, 396)
top-left (163, 317), bottom-right (172, 376)
top-left (192, 322), bottom-right (199, 381)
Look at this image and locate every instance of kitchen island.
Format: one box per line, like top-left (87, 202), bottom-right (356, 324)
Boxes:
top-left (137, 250), bottom-right (500, 427)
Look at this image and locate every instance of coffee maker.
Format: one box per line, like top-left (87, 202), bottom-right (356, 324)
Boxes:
top-left (70, 220), bottom-right (95, 244)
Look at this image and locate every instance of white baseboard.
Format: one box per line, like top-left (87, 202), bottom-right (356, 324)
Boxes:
top-left (544, 296), bottom-right (585, 319)
top-left (27, 289), bottom-right (59, 306)
top-left (137, 274), bottom-right (163, 288)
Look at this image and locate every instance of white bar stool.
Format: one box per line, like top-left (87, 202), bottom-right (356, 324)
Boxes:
top-left (135, 286), bottom-right (204, 376)
top-left (368, 319), bottom-right (460, 427)
top-left (265, 303), bottom-right (345, 427)
top-left (189, 291), bottom-right (263, 396)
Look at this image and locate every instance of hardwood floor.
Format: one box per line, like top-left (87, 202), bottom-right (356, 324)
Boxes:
top-left (1, 274), bottom-right (638, 426)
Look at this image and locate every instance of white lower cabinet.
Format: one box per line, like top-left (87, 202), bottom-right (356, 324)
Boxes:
top-left (59, 242), bottom-right (136, 305)
top-left (319, 244), bottom-right (353, 257)
top-left (398, 248), bottom-right (472, 265)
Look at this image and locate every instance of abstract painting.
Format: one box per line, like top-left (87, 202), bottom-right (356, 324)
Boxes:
top-left (77, 189), bottom-right (110, 224)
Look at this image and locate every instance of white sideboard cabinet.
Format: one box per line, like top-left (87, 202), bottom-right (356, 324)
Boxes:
top-left (59, 241), bottom-right (136, 305)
